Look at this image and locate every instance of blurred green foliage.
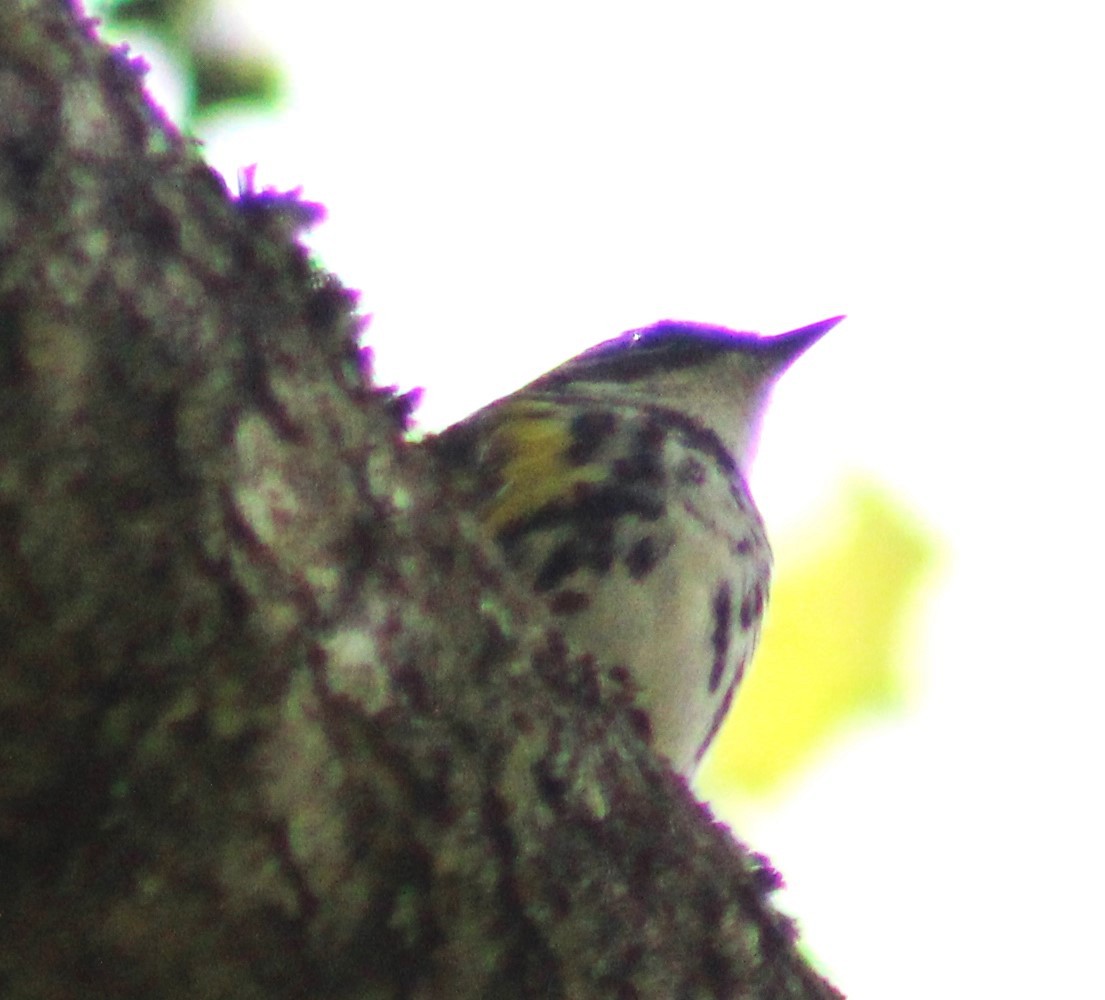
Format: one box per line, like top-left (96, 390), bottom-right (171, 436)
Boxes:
top-left (91, 0), bottom-right (282, 125)
top-left (699, 479), bottom-right (938, 796)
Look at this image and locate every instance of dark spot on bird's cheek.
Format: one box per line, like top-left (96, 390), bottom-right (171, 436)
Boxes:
top-left (647, 407), bottom-right (736, 479)
top-left (676, 456), bottom-right (707, 486)
top-left (566, 409), bottom-right (617, 465)
top-left (613, 422), bottom-right (666, 484)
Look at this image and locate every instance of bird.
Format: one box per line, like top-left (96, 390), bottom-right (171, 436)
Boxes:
top-left (431, 315), bottom-right (842, 776)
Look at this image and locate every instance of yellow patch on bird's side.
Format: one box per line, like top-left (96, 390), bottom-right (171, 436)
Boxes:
top-left (480, 402), bottom-right (607, 533)
top-left (697, 479), bottom-right (939, 797)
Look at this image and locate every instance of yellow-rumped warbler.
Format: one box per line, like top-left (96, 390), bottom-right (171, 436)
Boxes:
top-left (433, 316), bottom-right (842, 776)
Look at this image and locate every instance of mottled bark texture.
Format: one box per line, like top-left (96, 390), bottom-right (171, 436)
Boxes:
top-left (0, 4), bottom-right (842, 998)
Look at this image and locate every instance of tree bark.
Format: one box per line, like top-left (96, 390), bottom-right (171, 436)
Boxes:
top-left (0, 4), bottom-right (842, 997)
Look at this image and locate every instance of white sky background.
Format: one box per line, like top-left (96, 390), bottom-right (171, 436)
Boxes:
top-left (111, 1), bottom-right (1104, 996)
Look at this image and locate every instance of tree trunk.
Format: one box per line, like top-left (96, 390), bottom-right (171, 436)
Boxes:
top-left (0, 4), bottom-right (842, 997)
